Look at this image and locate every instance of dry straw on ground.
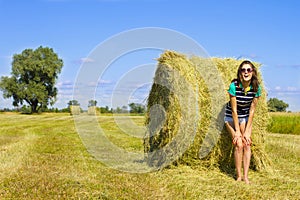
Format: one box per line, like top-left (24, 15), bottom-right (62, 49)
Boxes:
top-left (144, 51), bottom-right (270, 171)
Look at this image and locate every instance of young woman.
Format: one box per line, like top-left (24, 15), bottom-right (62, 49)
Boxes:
top-left (224, 60), bottom-right (261, 184)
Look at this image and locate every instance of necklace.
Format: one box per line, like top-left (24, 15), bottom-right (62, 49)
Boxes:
top-left (244, 86), bottom-right (250, 95)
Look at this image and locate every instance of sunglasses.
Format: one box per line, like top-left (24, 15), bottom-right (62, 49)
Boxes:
top-left (241, 68), bottom-right (253, 73)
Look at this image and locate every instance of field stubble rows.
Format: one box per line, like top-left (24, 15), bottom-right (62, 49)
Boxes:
top-left (0, 113), bottom-right (299, 199)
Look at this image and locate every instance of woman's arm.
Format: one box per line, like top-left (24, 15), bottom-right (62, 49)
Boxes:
top-left (243, 97), bottom-right (259, 145)
top-left (230, 95), bottom-right (242, 143)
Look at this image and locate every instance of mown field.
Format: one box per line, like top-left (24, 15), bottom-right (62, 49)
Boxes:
top-left (0, 113), bottom-right (299, 199)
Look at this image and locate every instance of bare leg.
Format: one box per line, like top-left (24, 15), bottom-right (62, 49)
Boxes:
top-left (243, 124), bottom-right (252, 184)
top-left (235, 139), bottom-right (243, 181)
top-left (243, 145), bottom-right (251, 184)
top-left (225, 122), bottom-right (243, 181)
top-left (239, 122), bottom-right (251, 184)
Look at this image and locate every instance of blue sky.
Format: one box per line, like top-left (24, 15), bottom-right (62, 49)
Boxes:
top-left (0, 0), bottom-right (300, 111)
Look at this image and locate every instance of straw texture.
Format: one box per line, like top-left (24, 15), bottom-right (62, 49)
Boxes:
top-left (144, 51), bottom-right (270, 171)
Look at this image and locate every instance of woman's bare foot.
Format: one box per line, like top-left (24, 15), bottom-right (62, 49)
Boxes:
top-left (244, 178), bottom-right (250, 184)
top-left (236, 177), bottom-right (242, 182)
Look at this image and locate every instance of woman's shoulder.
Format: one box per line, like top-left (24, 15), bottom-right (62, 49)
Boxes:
top-left (230, 79), bottom-right (239, 86)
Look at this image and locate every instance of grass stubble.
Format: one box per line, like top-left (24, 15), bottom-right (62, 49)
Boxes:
top-left (0, 113), bottom-right (299, 199)
top-left (267, 112), bottom-right (300, 135)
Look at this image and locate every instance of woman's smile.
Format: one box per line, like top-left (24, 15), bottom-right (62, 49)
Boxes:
top-left (241, 64), bottom-right (253, 82)
top-left (243, 73), bottom-right (251, 81)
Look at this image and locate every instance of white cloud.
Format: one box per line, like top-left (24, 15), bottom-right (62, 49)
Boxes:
top-left (275, 86), bottom-right (281, 90)
top-left (276, 64), bottom-right (300, 68)
top-left (267, 86), bottom-right (300, 112)
top-left (98, 79), bottom-right (112, 84)
top-left (270, 86), bottom-right (300, 93)
top-left (0, 78), bottom-right (151, 109)
top-left (80, 57), bottom-right (95, 63)
top-left (236, 53), bottom-right (259, 60)
top-left (71, 57), bottom-right (96, 65)
top-left (287, 86), bottom-right (297, 92)
top-left (0, 92), bottom-right (13, 109)
top-left (56, 80), bottom-right (73, 89)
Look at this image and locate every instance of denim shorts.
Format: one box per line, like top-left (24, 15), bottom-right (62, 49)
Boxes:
top-left (224, 116), bottom-right (248, 124)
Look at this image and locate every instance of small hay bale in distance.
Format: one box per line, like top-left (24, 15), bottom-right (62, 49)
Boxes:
top-left (88, 106), bottom-right (97, 115)
top-left (70, 105), bottom-right (81, 115)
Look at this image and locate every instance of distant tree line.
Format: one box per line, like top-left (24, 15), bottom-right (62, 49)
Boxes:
top-left (68, 100), bottom-right (146, 114)
top-left (0, 101), bottom-right (146, 114)
top-left (1, 97), bottom-right (289, 114)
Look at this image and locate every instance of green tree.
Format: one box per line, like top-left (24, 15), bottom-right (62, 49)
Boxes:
top-left (128, 103), bottom-right (146, 114)
top-left (68, 100), bottom-right (80, 106)
top-left (99, 106), bottom-right (112, 113)
top-left (0, 46), bottom-right (63, 113)
top-left (88, 100), bottom-right (97, 107)
top-left (267, 98), bottom-right (289, 112)
top-left (114, 106), bottom-right (122, 113)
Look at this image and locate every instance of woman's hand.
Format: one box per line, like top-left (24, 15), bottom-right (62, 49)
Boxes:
top-left (232, 131), bottom-right (242, 145)
top-left (242, 135), bottom-right (252, 146)
top-left (243, 128), bottom-right (252, 146)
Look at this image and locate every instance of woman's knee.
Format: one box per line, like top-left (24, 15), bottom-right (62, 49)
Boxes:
top-left (235, 139), bottom-right (244, 151)
top-left (243, 145), bottom-right (251, 152)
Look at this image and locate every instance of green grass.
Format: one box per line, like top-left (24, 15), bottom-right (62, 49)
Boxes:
top-left (267, 112), bottom-right (300, 135)
top-left (0, 113), bottom-right (299, 199)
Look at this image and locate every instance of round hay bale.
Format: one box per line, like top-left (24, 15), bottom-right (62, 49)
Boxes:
top-left (144, 51), bottom-right (270, 171)
top-left (88, 106), bottom-right (97, 115)
top-left (70, 105), bottom-right (81, 115)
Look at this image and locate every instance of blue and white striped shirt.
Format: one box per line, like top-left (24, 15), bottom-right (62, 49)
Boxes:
top-left (225, 80), bottom-right (261, 118)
